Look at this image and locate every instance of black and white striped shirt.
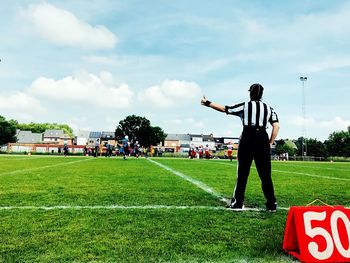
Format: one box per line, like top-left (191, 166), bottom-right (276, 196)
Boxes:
top-left (225, 100), bottom-right (279, 128)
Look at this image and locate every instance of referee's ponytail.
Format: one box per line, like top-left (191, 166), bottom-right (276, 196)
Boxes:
top-left (249, 83), bottom-right (264, 101)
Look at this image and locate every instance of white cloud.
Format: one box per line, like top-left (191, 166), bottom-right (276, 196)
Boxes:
top-left (222, 130), bottom-right (235, 136)
top-left (21, 3), bottom-right (117, 49)
top-left (289, 116), bottom-right (350, 131)
top-left (167, 118), bottom-right (204, 128)
top-left (285, 115), bottom-right (350, 140)
top-left (163, 117), bottom-right (205, 134)
top-left (105, 116), bottom-right (122, 130)
top-left (292, 4), bottom-right (350, 38)
top-left (0, 91), bottom-right (42, 111)
top-left (138, 79), bottom-right (201, 108)
top-left (289, 116), bottom-right (316, 127)
top-left (230, 3), bottom-right (350, 63)
top-left (241, 18), bottom-right (268, 37)
top-left (0, 91), bottom-right (46, 121)
top-left (320, 117), bottom-right (350, 130)
top-left (29, 70), bottom-right (133, 108)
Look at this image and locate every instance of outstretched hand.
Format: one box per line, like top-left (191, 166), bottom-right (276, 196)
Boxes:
top-left (201, 96), bottom-right (208, 106)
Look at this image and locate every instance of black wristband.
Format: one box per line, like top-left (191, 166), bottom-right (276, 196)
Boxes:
top-left (204, 100), bottom-right (211, 107)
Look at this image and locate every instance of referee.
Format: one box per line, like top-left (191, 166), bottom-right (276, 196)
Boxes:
top-left (201, 83), bottom-right (280, 212)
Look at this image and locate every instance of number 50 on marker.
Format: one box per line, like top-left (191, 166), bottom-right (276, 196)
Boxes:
top-left (283, 206), bottom-right (350, 263)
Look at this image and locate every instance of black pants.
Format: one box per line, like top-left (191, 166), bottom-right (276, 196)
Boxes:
top-left (123, 146), bottom-right (129, 157)
top-left (233, 128), bottom-right (276, 206)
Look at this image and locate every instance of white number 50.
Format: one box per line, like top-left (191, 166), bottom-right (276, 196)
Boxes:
top-left (304, 211), bottom-right (350, 260)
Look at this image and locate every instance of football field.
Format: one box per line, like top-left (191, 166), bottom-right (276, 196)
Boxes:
top-left (0, 155), bottom-right (349, 262)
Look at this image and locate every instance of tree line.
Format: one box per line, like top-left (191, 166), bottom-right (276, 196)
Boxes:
top-left (0, 116), bottom-right (75, 145)
top-left (0, 115), bottom-right (167, 148)
top-left (275, 126), bottom-right (350, 158)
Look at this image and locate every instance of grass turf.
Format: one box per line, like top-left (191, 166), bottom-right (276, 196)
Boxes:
top-left (0, 155), bottom-right (349, 262)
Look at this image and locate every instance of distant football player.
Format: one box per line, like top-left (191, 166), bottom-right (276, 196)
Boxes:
top-left (94, 139), bottom-right (100, 158)
top-left (227, 142), bottom-right (233, 162)
top-left (204, 144), bottom-right (210, 159)
top-left (63, 144), bottom-right (69, 157)
top-left (122, 135), bottom-right (129, 160)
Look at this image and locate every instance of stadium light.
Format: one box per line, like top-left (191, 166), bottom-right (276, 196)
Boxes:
top-left (300, 77), bottom-right (307, 160)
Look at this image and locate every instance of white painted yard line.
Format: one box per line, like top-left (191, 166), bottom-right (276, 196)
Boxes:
top-left (1, 204), bottom-right (348, 212)
top-left (0, 205), bottom-right (290, 211)
top-left (0, 158), bottom-right (92, 177)
top-left (147, 158), bottom-right (230, 204)
top-left (0, 157), bottom-right (32, 161)
top-left (0, 205), bottom-right (226, 211)
top-left (272, 169), bottom-right (350, 181)
top-left (216, 161), bottom-right (350, 181)
top-left (0, 155), bottom-right (59, 159)
top-left (0, 156), bottom-right (47, 161)
top-left (0, 156), bottom-right (27, 158)
top-left (215, 162), bottom-right (237, 166)
top-left (272, 163), bottom-right (350, 172)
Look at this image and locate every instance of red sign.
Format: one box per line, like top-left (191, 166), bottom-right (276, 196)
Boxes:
top-left (283, 206), bottom-right (350, 263)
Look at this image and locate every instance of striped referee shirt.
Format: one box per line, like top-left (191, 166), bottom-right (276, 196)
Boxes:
top-left (225, 100), bottom-right (279, 128)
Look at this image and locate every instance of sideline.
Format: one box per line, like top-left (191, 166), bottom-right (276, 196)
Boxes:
top-left (0, 155), bottom-right (51, 161)
top-left (272, 163), bottom-right (350, 172)
top-left (0, 205), bottom-right (225, 211)
top-left (0, 158), bottom-right (92, 177)
top-left (216, 161), bottom-right (350, 181)
top-left (0, 204), bottom-right (283, 212)
top-left (272, 169), bottom-right (350, 181)
top-left (218, 159), bottom-right (350, 173)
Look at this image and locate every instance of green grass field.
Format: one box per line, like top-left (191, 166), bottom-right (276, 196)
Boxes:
top-left (0, 155), bottom-right (349, 262)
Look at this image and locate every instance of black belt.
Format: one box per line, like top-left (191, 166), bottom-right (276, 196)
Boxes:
top-left (243, 126), bottom-right (266, 132)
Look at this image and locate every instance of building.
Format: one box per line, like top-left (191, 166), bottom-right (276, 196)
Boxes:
top-left (75, 130), bottom-right (90, 146)
top-left (164, 133), bottom-right (218, 152)
top-left (43, 129), bottom-right (74, 145)
top-left (100, 131), bottom-right (116, 145)
top-left (43, 129), bottom-right (64, 143)
top-left (88, 131), bottom-right (102, 147)
top-left (164, 133), bottom-right (191, 152)
top-left (16, 130), bottom-right (43, 144)
top-left (8, 129), bottom-right (79, 153)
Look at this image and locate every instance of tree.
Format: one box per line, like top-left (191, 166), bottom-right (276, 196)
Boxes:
top-left (115, 115), bottom-right (151, 141)
top-left (16, 122), bottom-right (74, 137)
top-left (138, 125), bottom-right (167, 147)
top-left (305, 138), bottom-right (327, 157)
top-left (294, 137), bottom-right (304, 156)
top-left (275, 139), bottom-right (297, 156)
top-left (115, 115), bottom-right (167, 147)
top-left (150, 126), bottom-right (167, 146)
top-left (0, 115), bottom-right (17, 145)
top-left (325, 126), bottom-right (350, 157)
top-left (294, 137), bottom-right (328, 157)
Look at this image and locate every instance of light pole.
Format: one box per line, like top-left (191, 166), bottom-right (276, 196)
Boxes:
top-left (300, 76), bottom-right (307, 159)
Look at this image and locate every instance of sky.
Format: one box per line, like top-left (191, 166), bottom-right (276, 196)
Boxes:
top-left (1, 0), bottom-right (350, 141)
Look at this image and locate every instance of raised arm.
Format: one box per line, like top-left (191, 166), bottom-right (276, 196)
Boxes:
top-left (201, 96), bottom-right (225, 113)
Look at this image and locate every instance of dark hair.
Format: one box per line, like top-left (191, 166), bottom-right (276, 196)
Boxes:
top-left (249, 83), bottom-right (264, 100)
